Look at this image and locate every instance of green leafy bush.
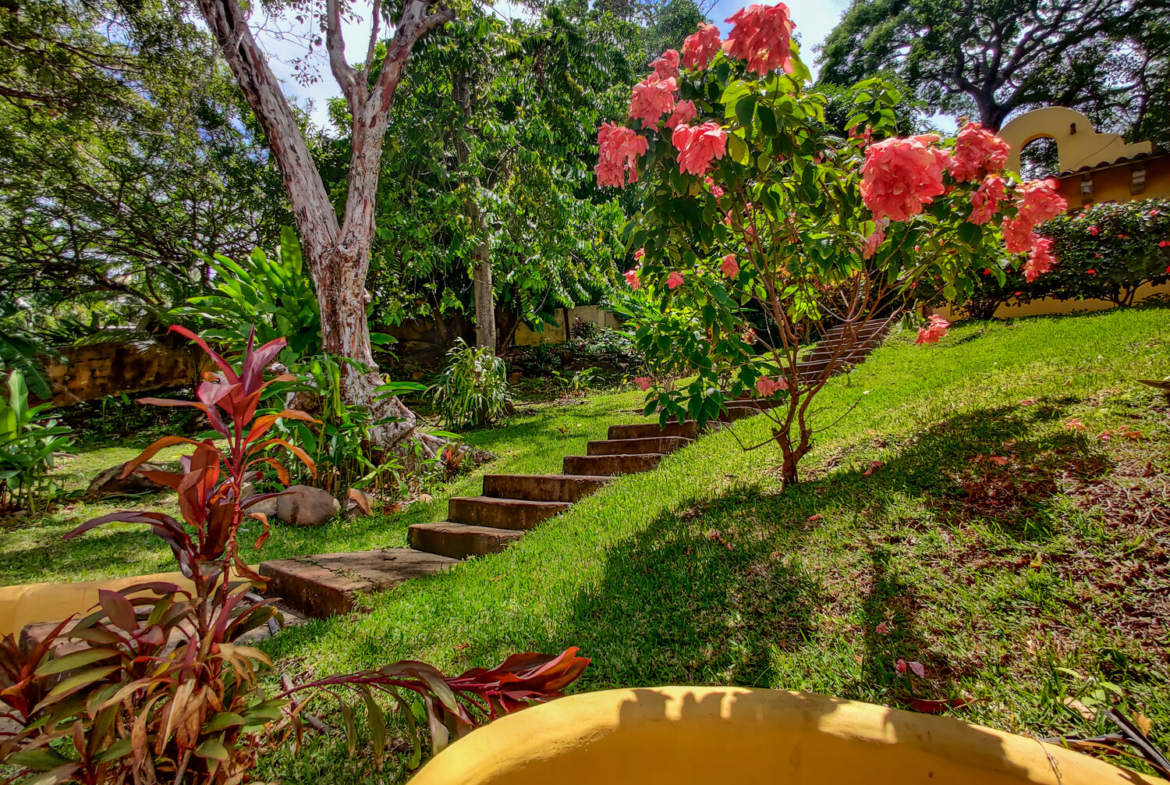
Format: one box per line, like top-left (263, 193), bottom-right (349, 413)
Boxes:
top-left (0, 370), bottom-right (72, 512)
top-left (431, 340), bottom-right (510, 430)
top-left (177, 228), bottom-right (321, 361)
top-left (956, 199), bottom-right (1170, 316)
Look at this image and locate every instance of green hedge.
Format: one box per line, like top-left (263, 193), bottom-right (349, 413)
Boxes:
top-left (958, 198), bottom-right (1170, 318)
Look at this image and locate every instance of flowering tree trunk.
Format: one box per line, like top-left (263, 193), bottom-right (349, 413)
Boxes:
top-left (194, 0), bottom-right (453, 454)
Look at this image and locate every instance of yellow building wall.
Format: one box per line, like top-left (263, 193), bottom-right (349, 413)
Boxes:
top-left (935, 281), bottom-right (1170, 322)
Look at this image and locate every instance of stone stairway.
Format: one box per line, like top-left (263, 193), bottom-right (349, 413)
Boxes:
top-left (256, 320), bottom-right (893, 621)
top-left (795, 318), bottom-right (892, 383)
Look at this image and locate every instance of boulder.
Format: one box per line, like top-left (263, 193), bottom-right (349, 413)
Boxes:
top-left (275, 485), bottom-right (340, 527)
top-left (86, 462), bottom-right (168, 499)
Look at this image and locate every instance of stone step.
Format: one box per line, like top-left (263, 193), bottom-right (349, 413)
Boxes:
top-left (609, 420), bottom-right (700, 440)
top-left (586, 436), bottom-right (690, 456)
top-left (409, 522), bottom-right (525, 560)
top-left (260, 549), bottom-right (457, 619)
top-left (820, 320), bottom-right (889, 338)
top-left (563, 453), bottom-right (663, 476)
top-left (482, 474), bottom-right (610, 503)
top-left (448, 496), bottom-right (570, 530)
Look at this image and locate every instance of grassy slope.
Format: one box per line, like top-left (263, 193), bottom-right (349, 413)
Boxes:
top-left (254, 307), bottom-right (1169, 783)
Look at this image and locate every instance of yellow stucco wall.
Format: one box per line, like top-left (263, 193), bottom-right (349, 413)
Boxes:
top-left (999, 107), bottom-right (1152, 175)
top-left (935, 281), bottom-right (1170, 322)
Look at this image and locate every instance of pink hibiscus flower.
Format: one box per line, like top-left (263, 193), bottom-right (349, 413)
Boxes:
top-left (755, 376), bottom-right (787, 396)
top-left (1023, 236), bottom-right (1056, 282)
top-left (628, 76), bottom-right (677, 129)
top-left (860, 135), bottom-right (948, 222)
top-left (723, 3), bottom-right (796, 76)
top-left (968, 174), bottom-right (1006, 226)
top-left (682, 22), bottom-right (721, 70)
top-left (595, 122), bottom-right (648, 188)
top-left (948, 123), bottom-right (1010, 182)
top-left (650, 49), bottom-right (680, 81)
top-left (671, 121), bottom-right (728, 176)
top-left (665, 99), bottom-right (697, 130)
top-left (720, 253), bottom-right (739, 278)
top-left (915, 314), bottom-right (950, 345)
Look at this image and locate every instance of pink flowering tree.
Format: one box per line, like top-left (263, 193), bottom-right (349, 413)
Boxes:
top-left (597, 3), bottom-right (1066, 488)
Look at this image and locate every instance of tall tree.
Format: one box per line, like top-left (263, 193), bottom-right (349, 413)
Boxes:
top-left (0, 0), bottom-right (277, 319)
top-left (817, 0), bottom-right (1170, 135)
top-left (362, 8), bottom-right (634, 350)
top-left (193, 0), bottom-right (454, 453)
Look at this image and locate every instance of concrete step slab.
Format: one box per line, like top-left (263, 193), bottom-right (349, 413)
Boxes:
top-left (259, 548), bottom-right (457, 619)
top-left (409, 522), bottom-right (525, 560)
top-left (608, 421), bottom-right (699, 440)
top-left (586, 436), bottom-right (690, 456)
top-left (482, 474), bottom-right (610, 503)
top-left (563, 453), bottom-right (663, 476)
top-left (448, 496), bottom-right (570, 530)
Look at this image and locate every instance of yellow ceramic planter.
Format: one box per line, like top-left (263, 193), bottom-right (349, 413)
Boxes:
top-left (0, 568), bottom-right (258, 637)
top-left (412, 686), bottom-right (1158, 785)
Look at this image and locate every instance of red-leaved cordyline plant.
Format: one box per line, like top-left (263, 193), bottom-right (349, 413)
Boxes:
top-left (0, 327), bottom-right (589, 785)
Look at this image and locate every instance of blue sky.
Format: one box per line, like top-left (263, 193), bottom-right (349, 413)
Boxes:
top-left (257, 0), bottom-right (854, 131)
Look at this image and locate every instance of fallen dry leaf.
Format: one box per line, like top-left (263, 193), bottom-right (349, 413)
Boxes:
top-left (863, 460), bottom-right (882, 477)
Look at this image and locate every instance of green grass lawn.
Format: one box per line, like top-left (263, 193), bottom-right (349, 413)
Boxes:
top-left (255, 306), bottom-right (1168, 783)
top-left (4, 307), bottom-right (1168, 782)
top-left (0, 388), bottom-right (648, 586)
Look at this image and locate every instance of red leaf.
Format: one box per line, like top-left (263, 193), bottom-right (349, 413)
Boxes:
top-left (98, 589), bottom-right (139, 632)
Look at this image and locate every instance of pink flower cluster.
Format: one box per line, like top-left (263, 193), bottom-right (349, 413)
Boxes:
top-left (720, 253), bottom-right (739, 278)
top-left (1001, 179), bottom-right (1067, 253)
top-left (666, 100), bottom-right (697, 130)
top-left (1024, 236), bottom-right (1056, 282)
top-left (723, 3), bottom-right (796, 76)
top-left (666, 271), bottom-right (685, 289)
top-left (756, 376), bottom-right (788, 396)
top-left (651, 49), bottom-right (680, 81)
top-left (948, 123), bottom-right (1010, 182)
top-left (968, 175), bottom-right (1006, 226)
top-left (625, 269), bottom-right (641, 289)
top-left (682, 23), bottom-right (722, 70)
top-left (862, 227), bottom-right (885, 260)
top-left (705, 176), bottom-right (725, 199)
top-left (596, 123), bottom-right (648, 189)
top-left (860, 135), bottom-right (948, 222)
top-left (628, 76), bottom-right (677, 129)
top-left (672, 122), bottom-right (728, 175)
top-left (635, 376), bottom-right (652, 391)
top-left (915, 315), bottom-right (950, 345)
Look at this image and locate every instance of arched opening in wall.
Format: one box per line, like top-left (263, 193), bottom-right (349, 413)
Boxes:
top-left (1019, 137), bottom-right (1060, 180)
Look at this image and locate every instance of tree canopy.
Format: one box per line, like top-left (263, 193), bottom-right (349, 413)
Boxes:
top-left (816, 0), bottom-right (1170, 142)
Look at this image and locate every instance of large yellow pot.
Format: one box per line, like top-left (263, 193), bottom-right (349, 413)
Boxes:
top-left (412, 687), bottom-right (1157, 785)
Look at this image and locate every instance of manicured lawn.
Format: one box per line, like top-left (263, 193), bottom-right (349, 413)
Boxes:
top-left (0, 391), bottom-right (647, 585)
top-left (255, 306), bottom-right (1169, 782)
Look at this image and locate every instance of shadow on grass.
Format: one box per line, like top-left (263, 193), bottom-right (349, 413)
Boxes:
top-left (535, 397), bottom-right (1111, 703)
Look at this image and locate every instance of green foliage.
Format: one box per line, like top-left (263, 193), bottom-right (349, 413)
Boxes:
top-left (270, 355), bottom-right (425, 497)
top-left (180, 229), bottom-right (320, 361)
top-left (615, 47), bottom-right (1040, 485)
top-left (954, 199), bottom-right (1170, 315)
top-left (431, 340), bottom-right (510, 430)
top-left (361, 8), bottom-right (634, 339)
top-left (0, 371), bottom-right (73, 512)
top-left (816, 0), bottom-right (1169, 138)
top-left (0, 0), bottom-right (278, 320)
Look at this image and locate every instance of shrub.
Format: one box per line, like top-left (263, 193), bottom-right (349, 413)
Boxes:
top-left (597, 10), bottom-right (1065, 487)
top-left (0, 327), bottom-right (586, 784)
top-left (0, 370), bottom-right (73, 512)
top-left (431, 339), bottom-right (510, 430)
top-left (954, 199), bottom-right (1170, 315)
